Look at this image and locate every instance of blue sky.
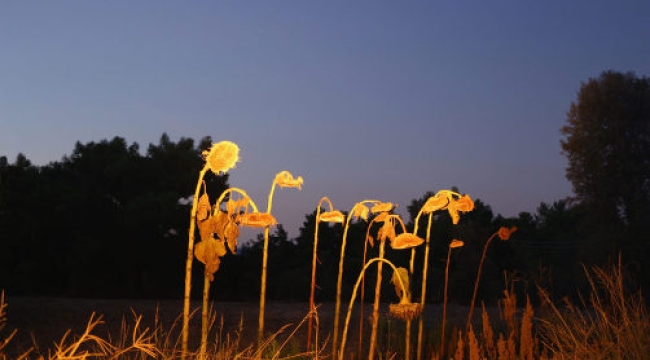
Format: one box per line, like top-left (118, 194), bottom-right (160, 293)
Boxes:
top-left (2, 1), bottom-right (649, 238)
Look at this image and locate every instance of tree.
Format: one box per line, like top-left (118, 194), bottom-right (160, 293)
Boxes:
top-left (560, 70), bottom-right (650, 283)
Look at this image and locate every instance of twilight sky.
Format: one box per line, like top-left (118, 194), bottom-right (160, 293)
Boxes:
top-left (2, 1), bottom-right (649, 238)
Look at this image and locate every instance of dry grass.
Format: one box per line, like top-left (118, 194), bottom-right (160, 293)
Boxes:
top-left (2, 261), bottom-right (648, 359)
top-left (537, 260), bottom-right (650, 359)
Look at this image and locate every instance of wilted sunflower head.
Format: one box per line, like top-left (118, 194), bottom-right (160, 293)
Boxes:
top-left (274, 171), bottom-right (304, 189)
top-left (319, 210), bottom-right (345, 223)
top-left (421, 194), bottom-right (450, 214)
top-left (350, 203), bottom-right (370, 221)
top-left (202, 141), bottom-right (240, 175)
top-left (389, 301), bottom-right (423, 321)
top-left (497, 226), bottom-right (517, 240)
top-left (371, 202), bottom-right (394, 213)
top-left (237, 212), bottom-right (277, 228)
top-left (390, 233), bottom-right (425, 250)
top-left (449, 239), bottom-right (465, 249)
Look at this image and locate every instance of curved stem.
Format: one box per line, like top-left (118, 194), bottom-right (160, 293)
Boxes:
top-left (182, 165), bottom-right (208, 358)
top-left (215, 187), bottom-right (260, 212)
top-left (307, 197), bottom-right (330, 351)
top-left (466, 233), bottom-right (497, 331)
top-left (339, 258), bottom-right (407, 360)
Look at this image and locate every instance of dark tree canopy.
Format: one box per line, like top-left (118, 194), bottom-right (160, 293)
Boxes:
top-left (561, 70), bottom-right (650, 288)
top-left (561, 70), bottom-right (650, 228)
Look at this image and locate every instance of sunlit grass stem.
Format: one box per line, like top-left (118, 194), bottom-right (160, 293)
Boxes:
top-left (466, 231), bottom-right (498, 332)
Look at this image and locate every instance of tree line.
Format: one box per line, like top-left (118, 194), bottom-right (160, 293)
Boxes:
top-left (1, 70), bottom-right (648, 304)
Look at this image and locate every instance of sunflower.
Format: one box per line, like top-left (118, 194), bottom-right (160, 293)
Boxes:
top-left (202, 141), bottom-right (240, 175)
top-left (390, 233), bottom-right (425, 250)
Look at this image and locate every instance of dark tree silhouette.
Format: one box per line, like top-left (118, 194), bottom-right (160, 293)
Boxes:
top-left (561, 70), bottom-right (650, 288)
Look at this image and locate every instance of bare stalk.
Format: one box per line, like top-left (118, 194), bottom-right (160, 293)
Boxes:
top-left (182, 165), bottom-right (208, 357)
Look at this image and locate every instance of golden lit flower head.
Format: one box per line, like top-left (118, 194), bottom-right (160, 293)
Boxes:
top-left (351, 203), bottom-right (370, 221)
top-left (447, 194), bottom-right (474, 225)
top-left (202, 141), bottom-right (240, 175)
top-left (456, 194), bottom-right (475, 212)
top-left (371, 202), bottom-right (394, 213)
top-left (390, 233), bottom-right (425, 250)
top-left (274, 171), bottom-right (304, 190)
top-left (237, 212), bottom-right (277, 228)
top-left (421, 195), bottom-right (449, 214)
top-left (497, 226), bottom-right (517, 241)
top-left (319, 210), bottom-right (345, 223)
top-left (389, 301), bottom-right (423, 321)
top-left (449, 239), bottom-right (465, 248)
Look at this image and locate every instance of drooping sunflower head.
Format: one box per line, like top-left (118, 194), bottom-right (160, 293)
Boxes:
top-left (389, 301), bottom-right (423, 321)
top-left (237, 212), bottom-right (277, 228)
top-left (449, 239), bottom-right (465, 249)
top-left (274, 171), bottom-right (304, 189)
top-left (390, 233), bottom-right (425, 250)
top-left (319, 210), bottom-right (345, 223)
top-left (202, 141), bottom-right (240, 175)
top-left (497, 226), bottom-right (517, 240)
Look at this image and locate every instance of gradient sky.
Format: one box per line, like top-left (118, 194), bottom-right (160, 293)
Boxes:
top-left (2, 1), bottom-right (649, 238)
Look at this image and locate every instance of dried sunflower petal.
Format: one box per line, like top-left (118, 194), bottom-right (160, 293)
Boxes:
top-left (196, 193), bottom-right (211, 221)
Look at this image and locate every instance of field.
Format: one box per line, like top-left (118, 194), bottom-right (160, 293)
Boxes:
top-left (3, 296), bottom-right (483, 359)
